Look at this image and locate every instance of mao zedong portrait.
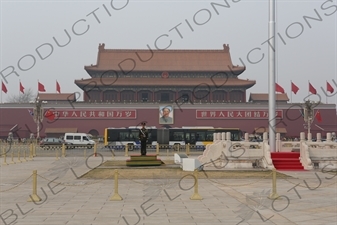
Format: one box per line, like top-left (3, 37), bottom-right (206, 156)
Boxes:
top-left (159, 106), bottom-right (173, 124)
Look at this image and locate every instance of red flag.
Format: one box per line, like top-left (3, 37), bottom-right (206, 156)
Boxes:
top-left (38, 82), bottom-right (46, 92)
top-left (327, 81), bottom-right (334, 93)
top-left (309, 82), bottom-right (317, 94)
top-left (44, 110), bottom-right (55, 121)
top-left (315, 110), bottom-right (322, 123)
top-left (291, 82), bottom-right (299, 94)
top-left (56, 81), bottom-right (61, 93)
top-left (275, 83), bottom-right (285, 93)
top-left (2, 81), bottom-right (8, 93)
top-left (20, 82), bottom-right (25, 94)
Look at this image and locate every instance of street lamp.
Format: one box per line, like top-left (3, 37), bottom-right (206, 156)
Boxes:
top-left (31, 97), bottom-right (45, 140)
top-left (303, 100), bottom-right (314, 135)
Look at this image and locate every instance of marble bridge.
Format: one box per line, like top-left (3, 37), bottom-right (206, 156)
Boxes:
top-left (196, 131), bottom-right (337, 170)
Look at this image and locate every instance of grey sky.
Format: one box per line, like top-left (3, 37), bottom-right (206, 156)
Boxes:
top-left (1, 0), bottom-right (336, 104)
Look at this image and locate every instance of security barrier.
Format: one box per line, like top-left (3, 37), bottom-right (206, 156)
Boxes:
top-left (1, 142), bottom-right (207, 162)
top-left (62, 144), bottom-right (66, 157)
top-left (10, 151), bottom-right (16, 164)
top-left (125, 144), bottom-right (129, 157)
top-left (2, 148), bottom-right (8, 165)
top-left (94, 143), bottom-right (97, 157)
top-left (27, 170), bottom-right (42, 202)
top-left (110, 170), bottom-right (123, 201)
top-left (269, 168), bottom-right (280, 200)
top-left (186, 143), bottom-right (190, 156)
top-left (190, 169), bottom-right (202, 200)
top-left (1, 166), bottom-right (336, 208)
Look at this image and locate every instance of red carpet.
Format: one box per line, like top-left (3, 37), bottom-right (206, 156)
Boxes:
top-left (271, 152), bottom-right (305, 170)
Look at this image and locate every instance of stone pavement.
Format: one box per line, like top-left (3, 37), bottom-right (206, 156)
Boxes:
top-left (0, 155), bottom-right (336, 225)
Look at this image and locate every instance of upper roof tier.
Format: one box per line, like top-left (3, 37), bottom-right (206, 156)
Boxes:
top-left (84, 43), bottom-right (246, 76)
top-left (75, 77), bottom-right (256, 88)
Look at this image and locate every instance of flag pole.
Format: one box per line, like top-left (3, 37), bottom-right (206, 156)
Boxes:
top-left (268, 0), bottom-right (276, 152)
top-left (290, 80), bottom-right (292, 103)
top-left (56, 80), bottom-right (58, 104)
top-left (308, 80), bottom-right (310, 100)
top-left (325, 80), bottom-right (328, 104)
top-left (1, 81), bottom-right (2, 104)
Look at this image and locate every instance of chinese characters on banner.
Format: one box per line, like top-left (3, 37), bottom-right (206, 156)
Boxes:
top-left (196, 110), bottom-right (283, 119)
top-left (49, 110), bottom-right (136, 119)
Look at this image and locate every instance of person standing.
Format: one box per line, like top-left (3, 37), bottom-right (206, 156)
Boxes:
top-left (139, 122), bottom-right (148, 156)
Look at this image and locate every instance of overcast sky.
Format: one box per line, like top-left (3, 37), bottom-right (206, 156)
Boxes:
top-left (1, 0), bottom-right (336, 105)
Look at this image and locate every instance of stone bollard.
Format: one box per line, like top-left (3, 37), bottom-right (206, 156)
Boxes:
top-left (29, 144), bottom-right (34, 160)
top-left (269, 169), bottom-right (281, 200)
top-left (94, 143), bottom-right (97, 157)
top-left (27, 170), bottom-right (42, 202)
top-left (62, 144), bottom-right (66, 157)
top-left (190, 169), bottom-right (202, 200)
top-left (317, 133), bottom-right (322, 142)
top-left (156, 143), bottom-right (159, 156)
top-left (186, 143), bottom-right (190, 156)
top-left (10, 151), bottom-right (16, 164)
top-left (2, 149), bottom-right (8, 165)
top-left (33, 143), bottom-right (37, 157)
top-left (124, 145), bottom-right (129, 157)
top-left (23, 148), bottom-right (27, 162)
top-left (110, 170), bottom-right (123, 201)
top-left (307, 133), bottom-right (312, 141)
top-left (17, 149), bottom-right (22, 163)
top-left (326, 133), bottom-right (332, 142)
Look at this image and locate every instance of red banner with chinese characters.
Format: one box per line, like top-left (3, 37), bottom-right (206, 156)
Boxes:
top-left (196, 110), bottom-right (283, 119)
top-left (50, 110), bottom-right (136, 119)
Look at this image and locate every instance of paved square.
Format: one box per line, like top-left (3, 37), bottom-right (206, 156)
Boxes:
top-left (1, 156), bottom-right (336, 225)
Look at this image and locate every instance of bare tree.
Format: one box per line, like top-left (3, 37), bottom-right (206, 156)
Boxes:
top-left (6, 88), bottom-right (35, 103)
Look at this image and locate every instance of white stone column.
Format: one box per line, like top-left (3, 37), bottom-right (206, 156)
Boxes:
top-left (308, 133), bottom-right (312, 141)
top-left (244, 133), bottom-right (249, 142)
top-left (222, 132), bottom-right (226, 141)
top-left (276, 133), bottom-right (280, 152)
top-left (300, 132), bottom-right (305, 141)
top-left (316, 133), bottom-right (322, 142)
top-left (263, 132), bottom-right (268, 141)
top-left (226, 132), bottom-right (231, 141)
top-left (217, 133), bottom-right (221, 141)
top-left (326, 133), bottom-right (332, 142)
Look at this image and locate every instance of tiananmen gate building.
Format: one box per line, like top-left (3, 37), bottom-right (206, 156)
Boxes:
top-left (0, 43), bottom-right (336, 139)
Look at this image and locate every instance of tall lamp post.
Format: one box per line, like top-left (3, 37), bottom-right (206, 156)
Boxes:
top-left (32, 97), bottom-right (44, 140)
top-left (303, 100), bottom-right (314, 135)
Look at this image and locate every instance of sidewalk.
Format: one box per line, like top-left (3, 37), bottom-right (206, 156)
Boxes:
top-left (0, 156), bottom-right (336, 225)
